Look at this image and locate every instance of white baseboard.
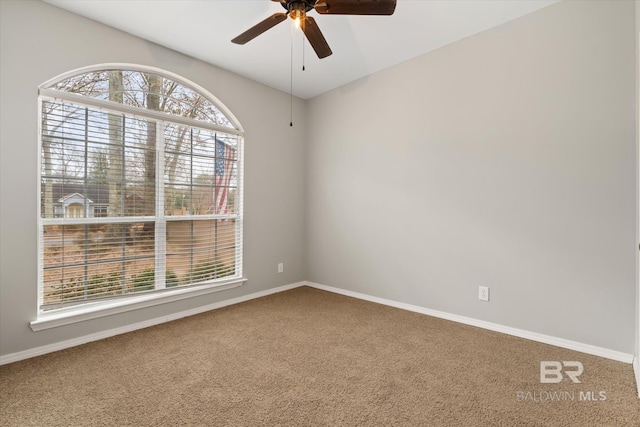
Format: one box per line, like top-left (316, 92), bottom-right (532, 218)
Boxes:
top-left (304, 281), bottom-right (635, 364)
top-left (2, 280), bottom-right (635, 368)
top-left (0, 281), bottom-right (305, 366)
top-left (634, 356), bottom-right (640, 398)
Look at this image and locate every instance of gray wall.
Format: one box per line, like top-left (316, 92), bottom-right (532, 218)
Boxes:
top-left (0, 0), bottom-right (307, 356)
top-left (306, 0), bottom-right (637, 353)
top-left (636, 0), bottom-right (640, 366)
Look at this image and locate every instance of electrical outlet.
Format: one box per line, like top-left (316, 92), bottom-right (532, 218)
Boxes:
top-left (278, 263), bottom-right (284, 273)
top-left (478, 286), bottom-right (490, 301)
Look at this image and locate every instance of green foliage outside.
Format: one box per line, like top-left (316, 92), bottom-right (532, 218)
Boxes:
top-left (130, 268), bottom-right (180, 292)
top-left (49, 276), bottom-right (83, 301)
top-left (191, 261), bottom-right (235, 283)
top-left (47, 261), bottom-right (234, 304)
top-left (87, 272), bottom-right (123, 296)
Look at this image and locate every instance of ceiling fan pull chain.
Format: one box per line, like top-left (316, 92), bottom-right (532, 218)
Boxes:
top-left (290, 21), bottom-right (294, 127)
top-left (302, 32), bottom-right (306, 71)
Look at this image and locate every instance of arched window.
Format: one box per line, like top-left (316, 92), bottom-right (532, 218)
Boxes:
top-left (37, 65), bottom-right (244, 314)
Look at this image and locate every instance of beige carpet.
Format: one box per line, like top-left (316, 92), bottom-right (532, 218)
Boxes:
top-left (1, 286), bottom-right (638, 426)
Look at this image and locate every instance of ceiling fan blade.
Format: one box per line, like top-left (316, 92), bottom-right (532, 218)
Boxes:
top-left (231, 13), bottom-right (287, 45)
top-left (302, 16), bottom-right (332, 59)
top-left (315, 0), bottom-right (397, 15)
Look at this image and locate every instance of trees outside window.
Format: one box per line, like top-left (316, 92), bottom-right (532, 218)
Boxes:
top-left (39, 66), bottom-right (243, 311)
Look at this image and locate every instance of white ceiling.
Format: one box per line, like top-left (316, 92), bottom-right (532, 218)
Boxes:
top-left (45, 0), bottom-right (559, 99)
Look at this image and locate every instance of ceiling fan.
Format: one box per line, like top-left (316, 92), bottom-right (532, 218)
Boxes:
top-left (231, 0), bottom-right (397, 59)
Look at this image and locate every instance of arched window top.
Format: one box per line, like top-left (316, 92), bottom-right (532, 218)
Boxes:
top-left (41, 65), bottom-right (241, 132)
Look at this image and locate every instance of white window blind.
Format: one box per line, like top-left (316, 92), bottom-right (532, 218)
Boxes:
top-left (39, 70), bottom-right (243, 312)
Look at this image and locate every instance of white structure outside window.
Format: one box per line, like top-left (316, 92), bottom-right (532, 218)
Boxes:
top-left (36, 65), bottom-right (244, 324)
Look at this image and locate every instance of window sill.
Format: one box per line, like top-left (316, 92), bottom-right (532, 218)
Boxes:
top-left (30, 278), bottom-right (247, 332)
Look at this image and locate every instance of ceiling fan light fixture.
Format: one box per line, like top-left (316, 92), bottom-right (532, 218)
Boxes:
top-left (289, 2), bottom-right (307, 28)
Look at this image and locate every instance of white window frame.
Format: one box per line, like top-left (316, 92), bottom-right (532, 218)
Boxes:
top-left (32, 64), bottom-right (245, 331)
